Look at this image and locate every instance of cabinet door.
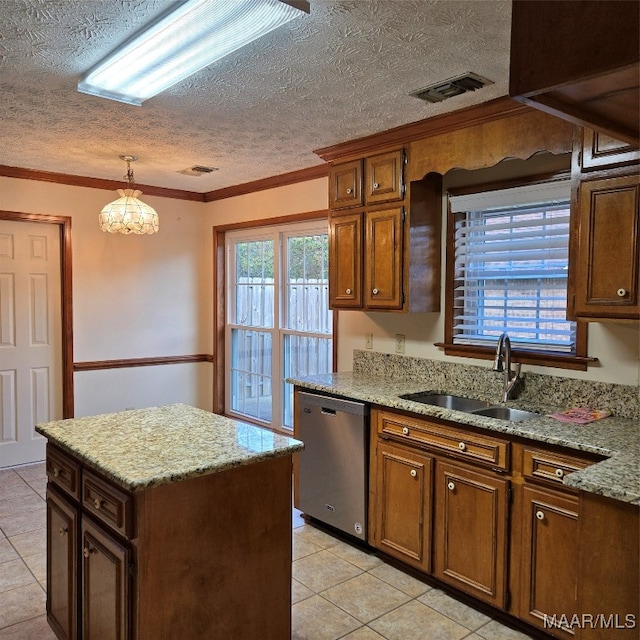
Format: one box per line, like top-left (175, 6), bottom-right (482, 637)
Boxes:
top-left (47, 488), bottom-right (78, 640)
top-left (574, 174), bottom-right (639, 319)
top-left (434, 460), bottom-right (509, 608)
top-left (329, 212), bottom-right (362, 308)
top-left (520, 485), bottom-right (579, 638)
top-left (82, 517), bottom-right (130, 640)
top-left (365, 150), bottom-right (404, 205)
top-left (580, 129), bottom-right (640, 171)
top-left (329, 160), bottom-right (363, 209)
top-left (372, 441), bottom-right (432, 572)
top-left (364, 207), bottom-right (404, 310)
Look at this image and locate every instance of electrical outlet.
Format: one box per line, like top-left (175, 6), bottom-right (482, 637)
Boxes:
top-left (365, 333), bottom-right (373, 349)
top-left (395, 334), bottom-right (405, 354)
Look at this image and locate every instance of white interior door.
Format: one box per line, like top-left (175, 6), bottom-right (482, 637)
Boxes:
top-left (0, 219), bottom-right (63, 467)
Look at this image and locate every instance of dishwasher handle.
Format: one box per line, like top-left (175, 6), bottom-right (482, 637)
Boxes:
top-left (320, 407), bottom-right (337, 416)
top-left (297, 391), bottom-right (369, 417)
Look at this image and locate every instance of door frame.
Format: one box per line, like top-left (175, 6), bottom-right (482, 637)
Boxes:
top-left (0, 210), bottom-right (74, 418)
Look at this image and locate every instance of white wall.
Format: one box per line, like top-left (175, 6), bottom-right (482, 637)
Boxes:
top-left (1, 176), bottom-right (213, 414)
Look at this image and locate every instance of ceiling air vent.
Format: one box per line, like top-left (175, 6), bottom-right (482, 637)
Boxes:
top-left (178, 165), bottom-right (219, 177)
top-left (410, 72), bottom-right (494, 104)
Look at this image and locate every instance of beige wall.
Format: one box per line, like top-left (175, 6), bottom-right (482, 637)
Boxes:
top-left (0, 176), bottom-right (213, 416)
top-left (1, 169), bottom-right (636, 423)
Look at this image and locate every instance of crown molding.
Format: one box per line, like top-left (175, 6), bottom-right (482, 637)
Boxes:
top-left (313, 96), bottom-right (532, 162)
top-left (203, 164), bottom-right (328, 202)
top-left (0, 165), bottom-right (206, 202)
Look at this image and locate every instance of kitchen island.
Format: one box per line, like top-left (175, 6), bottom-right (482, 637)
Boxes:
top-left (36, 403), bottom-right (303, 640)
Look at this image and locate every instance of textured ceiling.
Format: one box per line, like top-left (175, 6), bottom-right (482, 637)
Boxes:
top-left (0, 0), bottom-right (512, 192)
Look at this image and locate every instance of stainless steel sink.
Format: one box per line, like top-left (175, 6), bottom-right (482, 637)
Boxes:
top-left (399, 392), bottom-right (490, 413)
top-left (471, 406), bottom-right (539, 421)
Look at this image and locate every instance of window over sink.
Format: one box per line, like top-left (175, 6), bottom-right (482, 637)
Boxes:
top-left (442, 168), bottom-right (591, 370)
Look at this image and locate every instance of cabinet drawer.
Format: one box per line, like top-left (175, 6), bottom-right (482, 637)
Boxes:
top-left (82, 471), bottom-right (133, 539)
top-left (377, 411), bottom-right (509, 471)
top-left (523, 448), bottom-right (593, 487)
top-left (47, 446), bottom-right (81, 500)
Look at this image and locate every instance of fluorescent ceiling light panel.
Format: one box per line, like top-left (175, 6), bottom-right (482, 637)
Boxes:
top-left (78, 0), bottom-right (310, 106)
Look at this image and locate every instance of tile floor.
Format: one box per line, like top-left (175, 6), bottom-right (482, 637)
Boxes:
top-left (0, 463), bottom-right (535, 639)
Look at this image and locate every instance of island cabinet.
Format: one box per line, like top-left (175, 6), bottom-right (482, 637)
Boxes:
top-left (44, 441), bottom-right (294, 640)
top-left (328, 149), bottom-right (441, 312)
top-left (367, 407), bottom-right (637, 639)
top-left (568, 128), bottom-right (640, 322)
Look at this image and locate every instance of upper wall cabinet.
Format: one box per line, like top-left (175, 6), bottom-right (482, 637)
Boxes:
top-left (328, 149), bottom-right (441, 313)
top-left (569, 128), bottom-right (640, 321)
top-left (509, 0), bottom-right (639, 146)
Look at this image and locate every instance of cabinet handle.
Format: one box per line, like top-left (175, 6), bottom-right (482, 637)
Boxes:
top-left (53, 467), bottom-right (60, 478)
top-left (346, 188), bottom-right (352, 194)
top-left (536, 510), bottom-right (545, 521)
top-left (59, 527), bottom-right (68, 536)
top-left (93, 498), bottom-right (103, 510)
top-left (447, 481), bottom-right (455, 491)
top-left (373, 182), bottom-right (380, 189)
top-left (555, 468), bottom-right (564, 478)
top-left (83, 547), bottom-right (94, 558)
top-left (372, 288), bottom-right (379, 295)
top-left (617, 288), bottom-right (627, 297)
top-left (410, 469), bottom-right (417, 478)
top-left (458, 442), bottom-right (466, 452)
top-left (345, 288), bottom-right (352, 295)
top-left (402, 427), bottom-right (409, 435)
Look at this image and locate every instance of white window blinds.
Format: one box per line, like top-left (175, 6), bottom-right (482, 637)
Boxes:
top-left (449, 180), bottom-right (576, 353)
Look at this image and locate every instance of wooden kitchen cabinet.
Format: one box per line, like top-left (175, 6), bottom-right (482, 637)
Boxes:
top-left (47, 487), bottom-right (78, 640)
top-left (364, 207), bottom-right (404, 309)
top-left (329, 212), bottom-right (363, 308)
top-left (509, 1), bottom-right (639, 145)
top-left (329, 159), bottom-right (363, 209)
top-left (519, 484), bottom-right (579, 638)
top-left (572, 173), bottom-right (640, 320)
top-left (371, 440), bottom-right (432, 572)
top-left (580, 129), bottom-right (640, 172)
top-left (364, 149), bottom-right (405, 205)
top-left (81, 517), bottom-right (130, 640)
top-left (433, 459), bottom-right (509, 609)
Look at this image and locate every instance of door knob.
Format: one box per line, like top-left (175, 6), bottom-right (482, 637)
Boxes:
top-left (410, 469), bottom-right (417, 478)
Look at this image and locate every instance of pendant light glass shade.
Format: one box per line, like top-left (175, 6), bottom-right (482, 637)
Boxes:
top-left (99, 156), bottom-right (159, 234)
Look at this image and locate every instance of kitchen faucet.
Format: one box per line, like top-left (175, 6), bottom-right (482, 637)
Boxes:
top-left (493, 332), bottom-right (521, 402)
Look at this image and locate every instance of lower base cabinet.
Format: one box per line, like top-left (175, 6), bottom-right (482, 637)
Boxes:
top-left (519, 485), bottom-right (579, 637)
top-left (371, 441), bottom-right (432, 572)
top-left (433, 460), bottom-right (509, 609)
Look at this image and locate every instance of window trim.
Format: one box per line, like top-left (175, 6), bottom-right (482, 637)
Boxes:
top-left (440, 173), bottom-right (595, 371)
top-left (212, 210), bottom-right (336, 428)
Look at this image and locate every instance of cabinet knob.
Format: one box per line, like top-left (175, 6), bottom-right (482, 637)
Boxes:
top-left (555, 468), bottom-right (564, 478)
top-left (617, 288), bottom-right (627, 297)
top-left (59, 527), bottom-right (68, 537)
top-left (458, 442), bottom-right (466, 452)
top-left (402, 427), bottom-right (409, 435)
top-left (536, 510), bottom-right (545, 521)
top-left (94, 498), bottom-right (103, 510)
top-left (83, 547), bottom-right (94, 558)
top-left (52, 467), bottom-right (60, 478)
top-left (447, 481), bottom-right (455, 491)
top-left (410, 469), bottom-right (417, 478)
top-left (345, 288), bottom-right (352, 295)
top-left (346, 188), bottom-right (353, 194)
top-left (373, 182), bottom-right (380, 189)
top-left (372, 288), bottom-right (379, 295)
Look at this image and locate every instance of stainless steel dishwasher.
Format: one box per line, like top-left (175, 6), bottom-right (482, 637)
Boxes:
top-left (296, 391), bottom-right (369, 541)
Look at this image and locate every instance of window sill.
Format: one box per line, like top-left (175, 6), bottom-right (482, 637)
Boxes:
top-left (434, 342), bottom-right (598, 371)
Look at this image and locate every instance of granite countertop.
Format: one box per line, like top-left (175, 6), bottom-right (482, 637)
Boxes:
top-left (36, 403), bottom-right (303, 492)
top-left (288, 372), bottom-right (640, 505)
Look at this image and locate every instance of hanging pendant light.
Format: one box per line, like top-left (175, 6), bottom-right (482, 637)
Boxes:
top-left (99, 155), bottom-right (159, 234)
